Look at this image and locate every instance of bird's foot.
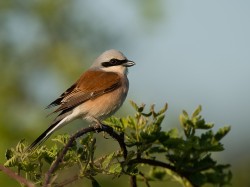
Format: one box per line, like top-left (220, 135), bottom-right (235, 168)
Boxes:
top-left (93, 122), bottom-right (110, 139)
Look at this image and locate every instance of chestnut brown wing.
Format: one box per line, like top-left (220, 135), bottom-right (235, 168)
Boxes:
top-left (50, 70), bottom-right (122, 113)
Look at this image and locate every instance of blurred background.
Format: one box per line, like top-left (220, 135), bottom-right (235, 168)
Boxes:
top-left (0, 0), bottom-right (249, 186)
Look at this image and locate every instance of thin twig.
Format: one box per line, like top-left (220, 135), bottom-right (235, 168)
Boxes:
top-left (130, 175), bottom-right (137, 187)
top-left (0, 164), bottom-right (35, 187)
top-left (101, 124), bottom-right (127, 159)
top-left (139, 172), bottom-right (150, 187)
top-left (128, 158), bottom-right (177, 172)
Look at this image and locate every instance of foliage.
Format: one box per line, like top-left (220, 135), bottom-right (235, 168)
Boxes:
top-left (3, 102), bottom-right (232, 187)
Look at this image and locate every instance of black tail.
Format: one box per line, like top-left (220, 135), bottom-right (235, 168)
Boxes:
top-left (27, 120), bottom-right (60, 151)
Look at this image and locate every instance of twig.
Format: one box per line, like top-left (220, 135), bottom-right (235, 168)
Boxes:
top-left (128, 158), bottom-right (176, 172)
top-left (0, 164), bottom-right (35, 187)
top-left (43, 123), bottom-right (128, 187)
top-left (101, 124), bottom-right (127, 159)
top-left (139, 172), bottom-right (150, 187)
top-left (130, 175), bottom-right (137, 187)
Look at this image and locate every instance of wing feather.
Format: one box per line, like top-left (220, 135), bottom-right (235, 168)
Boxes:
top-left (48, 70), bottom-right (122, 114)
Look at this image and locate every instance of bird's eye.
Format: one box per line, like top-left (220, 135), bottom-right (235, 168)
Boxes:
top-left (109, 58), bottom-right (118, 65)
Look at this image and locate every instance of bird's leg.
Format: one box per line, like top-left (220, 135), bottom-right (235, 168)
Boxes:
top-left (92, 119), bottom-right (110, 139)
top-left (92, 121), bottom-right (102, 132)
top-left (92, 118), bottom-right (105, 130)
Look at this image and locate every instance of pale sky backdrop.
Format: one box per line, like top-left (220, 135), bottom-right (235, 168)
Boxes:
top-left (76, 0), bottom-right (250, 164)
top-left (1, 0), bottom-right (249, 186)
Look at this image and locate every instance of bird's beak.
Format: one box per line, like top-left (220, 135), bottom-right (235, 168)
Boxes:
top-left (123, 60), bottom-right (135, 67)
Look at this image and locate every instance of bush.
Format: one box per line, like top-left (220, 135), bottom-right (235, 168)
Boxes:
top-left (2, 101), bottom-right (232, 187)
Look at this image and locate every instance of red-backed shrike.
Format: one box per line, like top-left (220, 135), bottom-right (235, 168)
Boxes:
top-left (28, 49), bottom-right (135, 150)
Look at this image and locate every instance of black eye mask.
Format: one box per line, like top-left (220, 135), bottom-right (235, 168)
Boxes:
top-left (102, 59), bottom-right (128, 67)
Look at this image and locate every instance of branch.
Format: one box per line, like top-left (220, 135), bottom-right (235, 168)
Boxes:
top-left (0, 164), bottom-right (35, 187)
top-left (128, 158), bottom-right (176, 172)
top-left (128, 158), bottom-right (199, 187)
top-left (43, 123), bottom-right (127, 187)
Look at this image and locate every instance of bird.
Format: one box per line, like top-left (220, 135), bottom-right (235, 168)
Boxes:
top-left (28, 49), bottom-right (135, 150)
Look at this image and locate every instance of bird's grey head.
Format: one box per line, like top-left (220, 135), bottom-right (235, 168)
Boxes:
top-left (91, 49), bottom-right (135, 74)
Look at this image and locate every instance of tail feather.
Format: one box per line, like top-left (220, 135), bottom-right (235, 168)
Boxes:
top-left (27, 109), bottom-right (74, 151)
top-left (27, 120), bottom-right (61, 151)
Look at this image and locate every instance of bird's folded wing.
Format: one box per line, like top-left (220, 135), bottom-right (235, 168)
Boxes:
top-left (48, 70), bottom-right (122, 113)
top-left (46, 83), bottom-right (77, 109)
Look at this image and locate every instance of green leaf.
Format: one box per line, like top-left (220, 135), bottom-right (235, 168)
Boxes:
top-left (125, 150), bottom-right (136, 161)
top-left (188, 172), bottom-right (207, 186)
top-left (155, 114), bottom-right (165, 127)
top-left (130, 100), bottom-right (139, 111)
top-left (182, 110), bottom-right (189, 118)
top-left (138, 103), bottom-right (146, 113)
top-left (156, 103), bottom-right (168, 116)
top-left (102, 153), bottom-right (115, 169)
top-left (105, 116), bottom-right (126, 131)
top-left (109, 163), bottom-right (122, 174)
top-left (148, 146), bottom-right (166, 154)
top-left (127, 116), bottom-right (136, 128)
top-left (52, 134), bottom-right (70, 145)
top-left (5, 149), bottom-right (14, 160)
top-left (162, 137), bottom-right (185, 148)
top-left (192, 154), bottom-right (216, 171)
top-left (4, 155), bottom-right (18, 167)
top-left (192, 105), bottom-right (202, 118)
top-left (16, 139), bottom-right (26, 153)
top-left (195, 119), bottom-right (214, 129)
top-left (79, 133), bottom-right (93, 145)
top-left (179, 114), bottom-right (187, 128)
top-left (214, 126), bottom-right (231, 142)
top-left (149, 167), bottom-right (166, 180)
